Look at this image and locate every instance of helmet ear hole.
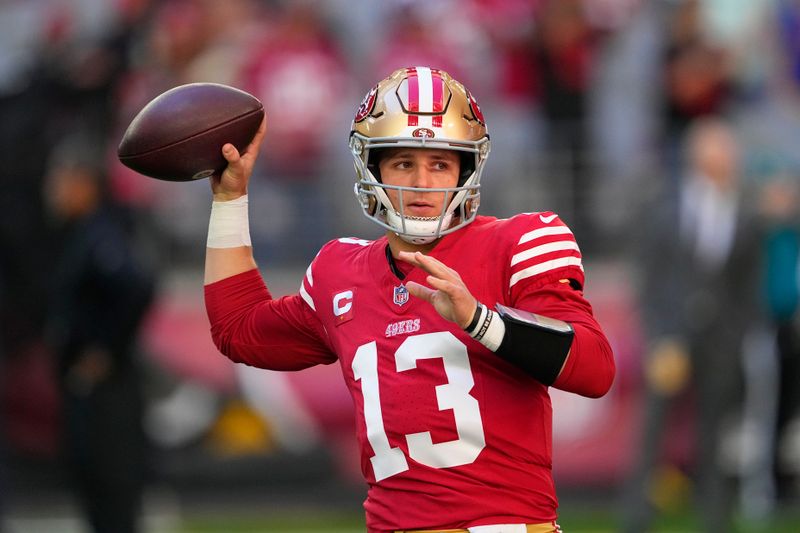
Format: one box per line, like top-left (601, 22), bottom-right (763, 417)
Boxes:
top-left (367, 149), bottom-right (384, 183)
top-left (458, 152), bottom-right (475, 186)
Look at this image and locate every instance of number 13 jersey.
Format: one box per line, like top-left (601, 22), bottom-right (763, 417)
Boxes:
top-left (205, 213), bottom-right (615, 532)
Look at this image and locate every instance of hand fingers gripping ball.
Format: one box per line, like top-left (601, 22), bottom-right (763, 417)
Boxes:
top-left (118, 83), bottom-right (264, 182)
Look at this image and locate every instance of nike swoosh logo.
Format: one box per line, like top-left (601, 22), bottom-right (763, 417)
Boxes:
top-left (539, 214), bottom-right (558, 223)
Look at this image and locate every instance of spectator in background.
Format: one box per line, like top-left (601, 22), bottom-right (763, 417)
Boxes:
top-left (369, 1), bottom-right (473, 88)
top-left (239, 0), bottom-right (349, 262)
top-left (463, 0), bottom-right (542, 219)
top-left (622, 118), bottom-right (761, 533)
top-left (759, 178), bottom-right (800, 504)
top-left (532, 0), bottom-right (600, 246)
top-left (240, 1), bottom-right (346, 177)
top-left (731, 175), bottom-right (800, 525)
top-left (43, 136), bottom-right (156, 533)
top-left (0, 4), bottom-right (147, 484)
top-left (110, 0), bottom-right (263, 261)
top-left (0, 4), bottom-right (69, 374)
top-left (777, 0), bottom-right (800, 97)
top-left (659, 0), bottom-right (732, 196)
top-left (662, 1), bottom-right (731, 135)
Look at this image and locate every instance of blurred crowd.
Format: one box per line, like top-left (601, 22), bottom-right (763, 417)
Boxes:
top-left (2, 0), bottom-right (800, 531)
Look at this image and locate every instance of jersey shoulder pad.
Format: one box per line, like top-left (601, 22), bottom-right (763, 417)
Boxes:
top-left (299, 237), bottom-right (374, 312)
top-left (504, 212), bottom-right (584, 290)
top-left (313, 237), bottom-right (373, 266)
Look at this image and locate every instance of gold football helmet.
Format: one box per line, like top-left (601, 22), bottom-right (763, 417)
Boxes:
top-left (350, 66), bottom-right (491, 244)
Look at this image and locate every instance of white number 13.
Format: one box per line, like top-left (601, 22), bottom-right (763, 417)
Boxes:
top-left (352, 332), bottom-right (486, 481)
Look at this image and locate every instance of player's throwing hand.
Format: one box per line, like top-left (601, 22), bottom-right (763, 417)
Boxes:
top-left (399, 251), bottom-right (478, 329)
top-left (212, 116), bottom-right (267, 202)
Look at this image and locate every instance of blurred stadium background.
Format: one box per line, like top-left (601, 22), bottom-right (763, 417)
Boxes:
top-left (2, 0), bottom-right (800, 531)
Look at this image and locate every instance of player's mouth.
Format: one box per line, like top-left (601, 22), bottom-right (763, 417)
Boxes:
top-left (405, 201), bottom-right (440, 217)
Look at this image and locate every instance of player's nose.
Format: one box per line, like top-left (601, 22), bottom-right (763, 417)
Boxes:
top-left (410, 166), bottom-right (435, 189)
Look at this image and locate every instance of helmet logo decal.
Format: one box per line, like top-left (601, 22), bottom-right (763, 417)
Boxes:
top-left (412, 128), bottom-right (435, 138)
top-left (467, 90), bottom-right (485, 125)
top-left (402, 66), bottom-right (446, 127)
top-left (354, 85), bottom-right (378, 123)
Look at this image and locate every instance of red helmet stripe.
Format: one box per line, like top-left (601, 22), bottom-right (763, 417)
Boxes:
top-left (406, 67), bottom-right (419, 126)
top-left (431, 69), bottom-right (444, 127)
top-left (404, 67), bottom-right (446, 128)
top-left (431, 70), bottom-right (444, 113)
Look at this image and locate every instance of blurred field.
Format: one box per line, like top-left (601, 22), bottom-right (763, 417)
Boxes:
top-left (9, 495), bottom-right (800, 533)
top-left (179, 504), bottom-right (800, 533)
top-left (178, 506), bottom-right (800, 533)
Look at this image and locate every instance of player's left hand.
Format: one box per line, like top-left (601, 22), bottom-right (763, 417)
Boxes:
top-left (398, 251), bottom-right (477, 329)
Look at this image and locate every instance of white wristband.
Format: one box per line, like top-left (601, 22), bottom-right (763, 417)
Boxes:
top-left (469, 304), bottom-right (507, 352)
top-left (207, 195), bottom-right (252, 248)
top-left (477, 309), bottom-right (506, 352)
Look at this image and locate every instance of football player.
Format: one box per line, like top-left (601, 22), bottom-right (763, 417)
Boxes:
top-left (204, 67), bottom-right (615, 533)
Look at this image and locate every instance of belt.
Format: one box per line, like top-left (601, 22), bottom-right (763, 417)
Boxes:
top-left (395, 522), bottom-right (561, 533)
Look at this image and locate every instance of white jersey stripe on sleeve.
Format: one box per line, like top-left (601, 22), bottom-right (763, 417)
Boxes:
top-left (511, 241), bottom-right (581, 267)
top-left (299, 281), bottom-right (315, 311)
top-left (338, 237), bottom-right (371, 246)
top-left (305, 264), bottom-right (314, 287)
top-left (518, 225), bottom-right (573, 245)
top-left (509, 257), bottom-right (584, 288)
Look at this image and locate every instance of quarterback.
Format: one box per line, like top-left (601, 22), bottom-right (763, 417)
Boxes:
top-left (204, 67), bottom-right (615, 533)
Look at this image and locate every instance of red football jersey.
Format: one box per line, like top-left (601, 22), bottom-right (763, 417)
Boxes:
top-left (205, 213), bottom-right (615, 532)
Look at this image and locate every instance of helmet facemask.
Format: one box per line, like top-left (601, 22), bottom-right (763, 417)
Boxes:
top-left (350, 67), bottom-right (491, 244)
top-left (352, 136), bottom-right (488, 244)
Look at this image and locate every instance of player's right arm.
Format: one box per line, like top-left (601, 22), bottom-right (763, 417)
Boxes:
top-left (205, 270), bottom-right (336, 370)
top-left (204, 117), bottom-right (265, 285)
top-left (203, 118), bottom-right (335, 370)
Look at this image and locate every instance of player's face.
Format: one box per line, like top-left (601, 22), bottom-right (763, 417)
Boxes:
top-left (378, 148), bottom-right (460, 218)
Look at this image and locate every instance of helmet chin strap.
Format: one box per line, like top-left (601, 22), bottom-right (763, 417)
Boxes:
top-left (386, 209), bottom-right (454, 245)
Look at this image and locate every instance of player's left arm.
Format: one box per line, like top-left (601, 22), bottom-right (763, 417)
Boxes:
top-left (510, 280), bottom-right (615, 398)
top-left (400, 250), bottom-right (615, 398)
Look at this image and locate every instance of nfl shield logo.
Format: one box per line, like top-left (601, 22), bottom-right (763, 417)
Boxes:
top-left (393, 285), bottom-right (409, 306)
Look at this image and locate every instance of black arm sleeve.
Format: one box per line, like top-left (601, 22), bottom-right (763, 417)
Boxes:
top-left (492, 303), bottom-right (574, 386)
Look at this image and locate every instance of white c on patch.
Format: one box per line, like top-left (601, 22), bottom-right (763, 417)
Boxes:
top-left (333, 290), bottom-right (353, 317)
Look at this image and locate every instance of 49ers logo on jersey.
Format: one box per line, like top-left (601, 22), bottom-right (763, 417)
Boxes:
top-left (354, 85), bottom-right (378, 123)
top-left (384, 318), bottom-right (420, 337)
top-left (332, 289), bottom-right (355, 325)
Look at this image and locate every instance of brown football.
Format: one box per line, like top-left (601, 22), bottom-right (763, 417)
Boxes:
top-left (117, 83), bottom-right (264, 182)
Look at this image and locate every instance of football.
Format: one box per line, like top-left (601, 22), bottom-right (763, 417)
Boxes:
top-left (117, 83), bottom-right (264, 182)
